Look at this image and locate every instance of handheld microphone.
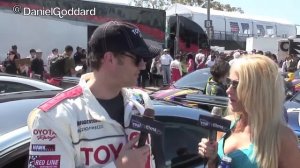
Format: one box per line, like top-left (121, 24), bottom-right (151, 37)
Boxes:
top-left (209, 107), bottom-right (223, 142)
top-left (198, 107), bottom-right (231, 142)
top-left (128, 108), bottom-right (165, 168)
top-left (138, 108), bottom-right (155, 147)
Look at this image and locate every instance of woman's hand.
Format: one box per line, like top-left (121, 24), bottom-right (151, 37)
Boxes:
top-left (198, 138), bottom-right (218, 166)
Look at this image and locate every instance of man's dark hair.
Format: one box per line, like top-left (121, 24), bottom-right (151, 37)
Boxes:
top-left (210, 60), bottom-right (230, 81)
top-left (264, 51), bottom-right (272, 57)
top-left (257, 50), bottom-right (263, 55)
top-left (88, 21), bottom-right (152, 70)
top-left (12, 45), bottom-right (17, 50)
top-left (29, 49), bottom-right (36, 53)
top-left (65, 45), bottom-right (73, 52)
top-left (52, 48), bottom-right (58, 53)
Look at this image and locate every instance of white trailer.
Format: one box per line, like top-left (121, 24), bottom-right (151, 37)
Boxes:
top-left (166, 3), bottom-right (297, 39)
top-left (0, 10), bottom-right (87, 67)
top-left (0, 0), bottom-right (165, 68)
top-left (246, 36), bottom-right (300, 63)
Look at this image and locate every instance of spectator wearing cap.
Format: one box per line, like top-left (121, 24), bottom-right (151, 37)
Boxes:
top-left (30, 49), bottom-right (45, 80)
top-left (27, 21), bottom-right (157, 168)
top-left (3, 50), bottom-right (18, 74)
top-left (160, 49), bottom-right (173, 86)
top-left (229, 51), bottom-right (241, 66)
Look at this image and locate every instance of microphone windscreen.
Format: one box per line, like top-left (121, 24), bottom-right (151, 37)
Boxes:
top-left (211, 106), bottom-right (223, 117)
top-left (143, 108), bottom-right (155, 118)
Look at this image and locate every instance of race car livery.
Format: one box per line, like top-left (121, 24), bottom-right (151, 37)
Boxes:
top-left (27, 73), bottom-right (155, 168)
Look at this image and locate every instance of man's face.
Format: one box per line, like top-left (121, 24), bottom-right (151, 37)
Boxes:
top-left (99, 52), bottom-right (145, 88)
top-left (12, 46), bottom-right (17, 52)
top-left (36, 52), bottom-right (42, 59)
top-left (116, 52), bottom-right (146, 87)
top-left (66, 51), bottom-right (73, 56)
top-left (30, 52), bottom-right (36, 57)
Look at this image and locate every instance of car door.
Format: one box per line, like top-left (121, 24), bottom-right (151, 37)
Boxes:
top-left (156, 115), bottom-right (208, 168)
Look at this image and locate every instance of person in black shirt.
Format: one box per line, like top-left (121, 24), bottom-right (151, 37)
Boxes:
top-left (3, 51), bottom-right (18, 74)
top-left (74, 46), bottom-right (83, 66)
top-left (30, 49), bottom-right (44, 80)
top-left (11, 45), bottom-right (21, 59)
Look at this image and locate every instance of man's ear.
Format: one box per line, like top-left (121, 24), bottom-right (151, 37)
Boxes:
top-left (102, 52), bottom-right (114, 65)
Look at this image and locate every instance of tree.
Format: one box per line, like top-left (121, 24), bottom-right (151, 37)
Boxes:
top-left (130, 0), bottom-right (244, 13)
top-left (129, 0), bottom-right (170, 9)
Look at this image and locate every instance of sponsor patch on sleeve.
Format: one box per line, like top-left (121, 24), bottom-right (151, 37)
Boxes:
top-left (33, 129), bottom-right (57, 141)
top-left (31, 144), bottom-right (55, 152)
top-left (28, 155), bottom-right (60, 168)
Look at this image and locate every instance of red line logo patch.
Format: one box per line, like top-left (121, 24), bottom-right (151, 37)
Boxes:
top-left (28, 155), bottom-right (60, 168)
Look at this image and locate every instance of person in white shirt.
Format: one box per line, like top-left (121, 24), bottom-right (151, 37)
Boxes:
top-left (47, 48), bottom-right (59, 72)
top-left (229, 51), bottom-right (241, 66)
top-left (195, 49), bottom-right (205, 69)
top-left (170, 54), bottom-right (182, 83)
top-left (206, 54), bottom-right (216, 68)
top-left (160, 49), bottom-right (173, 86)
top-left (150, 55), bottom-right (163, 87)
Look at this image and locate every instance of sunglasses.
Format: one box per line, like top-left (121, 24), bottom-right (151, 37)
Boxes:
top-left (121, 52), bottom-right (143, 66)
top-left (226, 78), bottom-right (239, 89)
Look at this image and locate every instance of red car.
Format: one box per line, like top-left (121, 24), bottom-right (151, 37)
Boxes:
top-left (150, 68), bottom-right (211, 101)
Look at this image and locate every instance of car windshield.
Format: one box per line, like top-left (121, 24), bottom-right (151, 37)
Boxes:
top-left (173, 68), bottom-right (211, 91)
top-left (292, 92), bottom-right (300, 102)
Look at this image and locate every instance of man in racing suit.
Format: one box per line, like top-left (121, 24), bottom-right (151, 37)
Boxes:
top-left (28, 21), bottom-right (156, 168)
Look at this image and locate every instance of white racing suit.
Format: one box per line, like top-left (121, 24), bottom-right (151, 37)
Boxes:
top-left (27, 74), bottom-right (155, 168)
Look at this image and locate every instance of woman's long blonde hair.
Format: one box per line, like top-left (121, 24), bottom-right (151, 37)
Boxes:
top-left (231, 54), bottom-right (285, 168)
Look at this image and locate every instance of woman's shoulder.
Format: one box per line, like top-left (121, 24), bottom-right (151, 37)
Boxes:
top-left (280, 125), bottom-right (297, 141)
top-left (278, 125), bottom-right (300, 168)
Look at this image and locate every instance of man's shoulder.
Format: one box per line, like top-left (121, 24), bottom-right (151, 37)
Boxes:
top-left (126, 87), bottom-right (149, 96)
top-left (38, 85), bottom-right (83, 112)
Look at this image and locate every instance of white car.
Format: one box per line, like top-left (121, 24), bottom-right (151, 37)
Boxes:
top-left (0, 73), bottom-right (62, 94)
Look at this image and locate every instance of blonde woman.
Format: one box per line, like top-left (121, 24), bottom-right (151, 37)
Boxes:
top-left (198, 54), bottom-right (300, 168)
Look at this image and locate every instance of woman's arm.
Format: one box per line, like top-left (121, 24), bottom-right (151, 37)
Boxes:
top-left (278, 126), bottom-right (300, 168)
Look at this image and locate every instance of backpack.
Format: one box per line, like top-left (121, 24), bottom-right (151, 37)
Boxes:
top-left (49, 56), bottom-right (66, 77)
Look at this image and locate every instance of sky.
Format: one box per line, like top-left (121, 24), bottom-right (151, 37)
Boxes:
top-left (96, 0), bottom-right (300, 26)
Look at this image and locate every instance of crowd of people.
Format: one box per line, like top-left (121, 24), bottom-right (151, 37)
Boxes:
top-left (141, 47), bottom-right (285, 89)
top-left (1, 42), bottom-right (292, 92)
top-left (0, 45), bottom-right (88, 80)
